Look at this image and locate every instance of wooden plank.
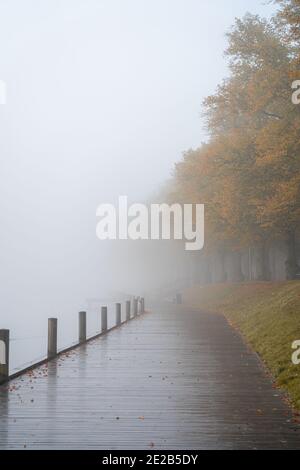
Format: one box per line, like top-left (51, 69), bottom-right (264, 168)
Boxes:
top-left (0, 304), bottom-right (300, 450)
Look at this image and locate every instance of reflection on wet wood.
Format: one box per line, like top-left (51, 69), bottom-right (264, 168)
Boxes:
top-left (0, 304), bottom-right (300, 450)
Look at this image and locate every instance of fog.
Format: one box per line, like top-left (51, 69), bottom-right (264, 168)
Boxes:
top-left (0, 0), bottom-right (274, 370)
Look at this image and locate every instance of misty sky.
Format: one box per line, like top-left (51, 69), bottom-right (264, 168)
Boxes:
top-left (0, 1), bottom-right (275, 336)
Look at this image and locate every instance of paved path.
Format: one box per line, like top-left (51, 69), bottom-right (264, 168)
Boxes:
top-left (0, 304), bottom-right (299, 450)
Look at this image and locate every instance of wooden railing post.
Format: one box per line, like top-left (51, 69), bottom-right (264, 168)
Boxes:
top-left (133, 298), bottom-right (138, 317)
top-left (116, 303), bottom-right (121, 326)
top-left (126, 300), bottom-right (131, 321)
top-left (79, 311), bottom-right (87, 343)
top-left (48, 318), bottom-right (58, 359)
top-left (140, 298), bottom-right (145, 313)
top-left (101, 307), bottom-right (108, 333)
top-left (0, 329), bottom-right (9, 384)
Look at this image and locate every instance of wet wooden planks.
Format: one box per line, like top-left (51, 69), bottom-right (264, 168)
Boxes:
top-left (0, 304), bottom-right (300, 450)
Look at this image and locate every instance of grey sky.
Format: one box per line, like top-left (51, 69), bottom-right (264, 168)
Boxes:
top-left (0, 0), bottom-right (274, 197)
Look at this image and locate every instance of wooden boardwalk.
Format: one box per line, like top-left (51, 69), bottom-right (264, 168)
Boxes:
top-left (0, 304), bottom-right (300, 450)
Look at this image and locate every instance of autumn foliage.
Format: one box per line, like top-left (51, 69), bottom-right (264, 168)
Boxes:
top-left (169, 8), bottom-right (300, 279)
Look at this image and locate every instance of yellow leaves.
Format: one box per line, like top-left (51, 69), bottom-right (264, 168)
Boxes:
top-left (168, 11), bottom-right (300, 249)
top-left (257, 173), bottom-right (300, 230)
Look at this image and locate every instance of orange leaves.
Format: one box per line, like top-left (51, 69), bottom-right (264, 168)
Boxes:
top-left (169, 12), bottom-right (300, 250)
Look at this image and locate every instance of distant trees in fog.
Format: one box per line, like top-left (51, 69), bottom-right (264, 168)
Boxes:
top-left (167, 7), bottom-right (300, 280)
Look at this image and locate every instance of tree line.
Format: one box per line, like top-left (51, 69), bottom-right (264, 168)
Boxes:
top-left (167, 1), bottom-right (300, 281)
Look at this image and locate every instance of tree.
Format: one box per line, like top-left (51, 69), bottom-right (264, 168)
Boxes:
top-left (276, 0), bottom-right (300, 45)
top-left (170, 13), bottom-right (300, 280)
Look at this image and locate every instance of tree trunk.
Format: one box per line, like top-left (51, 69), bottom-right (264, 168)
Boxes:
top-left (229, 251), bottom-right (244, 282)
top-left (285, 230), bottom-right (299, 280)
top-left (255, 241), bottom-right (271, 281)
top-left (261, 240), bottom-right (271, 281)
top-left (236, 251), bottom-right (244, 282)
top-left (219, 249), bottom-right (227, 283)
top-left (204, 257), bottom-right (212, 285)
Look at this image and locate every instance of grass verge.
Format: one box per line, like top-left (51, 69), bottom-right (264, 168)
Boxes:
top-left (184, 281), bottom-right (300, 410)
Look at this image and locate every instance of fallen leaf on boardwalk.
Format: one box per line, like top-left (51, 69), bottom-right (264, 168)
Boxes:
top-left (256, 409), bottom-right (263, 415)
top-left (138, 416), bottom-right (145, 420)
top-left (149, 442), bottom-right (155, 448)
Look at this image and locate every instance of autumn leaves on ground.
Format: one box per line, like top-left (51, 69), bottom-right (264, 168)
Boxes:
top-left (184, 281), bottom-right (300, 411)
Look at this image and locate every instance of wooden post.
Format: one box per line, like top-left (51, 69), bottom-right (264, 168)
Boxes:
top-left (79, 311), bottom-right (87, 343)
top-left (48, 318), bottom-right (58, 359)
top-left (0, 329), bottom-right (9, 384)
top-left (116, 303), bottom-right (121, 326)
top-left (126, 300), bottom-right (131, 321)
top-left (101, 306), bottom-right (108, 333)
top-left (133, 298), bottom-right (138, 317)
top-left (140, 298), bottom-right (145, 313)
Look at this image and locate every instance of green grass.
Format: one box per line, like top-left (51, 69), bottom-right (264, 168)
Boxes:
top-left (184, 281), bottom-right (300, 410)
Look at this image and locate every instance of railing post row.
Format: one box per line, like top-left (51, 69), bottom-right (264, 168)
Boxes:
top-left (0, 297), bottom-right (145, 384)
